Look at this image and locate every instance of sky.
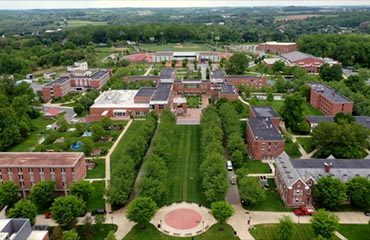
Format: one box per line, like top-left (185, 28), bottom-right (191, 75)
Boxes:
top-left (0, 0), bottom-right (369, 10)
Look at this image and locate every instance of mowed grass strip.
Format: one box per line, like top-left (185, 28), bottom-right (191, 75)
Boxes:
top-left (338, 224), bottom-right (370, 240)
top-left (110, 120), bottom-right (146, 170)
top-left (166, 125), bottom-right (206, 205)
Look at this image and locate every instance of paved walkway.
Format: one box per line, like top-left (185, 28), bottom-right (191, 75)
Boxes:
top-left (105, 119), bottom-right (133, 213)
top-left (151, 202), bottom-right (217, 238)
top-left (238, 96), bottom-right (250, 105)
top-left (143, 64), bottom-right (153, 76)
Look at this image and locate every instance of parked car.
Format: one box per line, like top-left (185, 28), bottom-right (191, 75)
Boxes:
top-left (44, 212), bottom-right (52, 218)
top-left (364, 211), bottom-right (370, 216)
top-left (91, 209), bottom-right (106, 216)
top-left (226, 160), bottom-right (233, 171)
top-left (230, 175), bottom-right (236, 185)
top-left (259, 176), bottom-right (269, 188)
top-left (294, 206), bottom-right (314, 216)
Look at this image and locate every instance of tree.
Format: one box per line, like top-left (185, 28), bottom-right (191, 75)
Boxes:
top-left (225, 52), bottom-right (249, 75)
top-left (126, 197), bottom-right (157, 229)
top-left (51, 195), bottom-right (86, 229)
top-left (30, 180), bottom-right (56, 210)
top-left (171, 60), bottom-right (176, 68)
top-left (320, 63), bottom-right (343, 81)
top-left (272, 61), bottom-right (285, 73)
top-left (266, 87), bottom-right (274, 102)
top-left (347, 176), bottom-right (370, 210)
top-left (313, 175), bottom-right (347, 210)
top-left (95, 214), bottom-right (106, 230)
top-left (182, 58), bottom-right (188, 68)
top-left (80, 216), bottom-right (95, 239)
top-left (277, 215), bottom-right (296, 240)
top-left (73, 103), bottom-right (84, 116)
top-left (280, 93), bottom-right (308, 134)
top-left (104, 231), bottom-right (117, 240)
top-left (210, 201), bottom-right (234, 230)
top-left (7, 199), bottom-right (38, 225)
top-left (62, 229), bottom-right (80, 240)
top-left (70, 181), bottom-right (94, 203)
top-left (238, 177), bottom-right (265, 205)
top-left (101, 117), bottom-right (113, 130)
top-left (311, 209), bottom-right (339, 239)
top-left (334, 112), bottom-right (355, 125)
top-left (0, 181), bottom-right (19, 207)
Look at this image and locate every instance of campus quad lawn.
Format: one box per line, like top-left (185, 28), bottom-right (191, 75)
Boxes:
top-left (296, 137), bottom-right (315, 154)
top-left (123, 223), bottom-right (240, 240)
top-left (237, 160), bottom-right (271, 174)
top-left (7, 116), bottom-right (54, 152)
top-left (85, 158), bottom-right (105, 179)
top-left (110, 120), bottom-right (146, 170)
top-left (86, 181), bottom-right (105, 212)
top-left (250, 224), bottom-right (340, 240)
top-left (338, 224), bottom-right (370, 240)
top-left (186, 96), bottom-right (200, 108)
top-left (246, 178), bottom-right (291, 212)
top-left (303, 102), bottom-right (324, 116)
top-left (284, 135), bottom-right (302, 158)
top-left (166, 125), bottom-right (207, 206)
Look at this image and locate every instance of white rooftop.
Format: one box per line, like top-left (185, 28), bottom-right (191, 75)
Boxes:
top-left (0, 219), bottom-right (11, 231)
top-left (27, 231), bottom-right (48, 240)
top-left (173, 97), bottom-right (187, 104)
top-left (91, 90), bottom-right (149, 109)
top-left (265, 41), bottom-right (296, 45)
top-left (263, 58), bottom-right (282, 64)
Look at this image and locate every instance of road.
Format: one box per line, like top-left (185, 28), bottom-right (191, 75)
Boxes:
top-left (225, 171), bottom-right (241, 205)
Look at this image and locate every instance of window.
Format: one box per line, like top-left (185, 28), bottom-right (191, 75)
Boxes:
top-left (20, 182), bottom-right (25, 188)
top-left (150, 105), bottom-right (155, 109)
top-left (135, 111), bottom-right (140, 116)
top-left (50, 168), bottom-right (55, 173)
top-left (159, 104), bottom-right (164, 109)
top-left (18, 175), bottom-right (24, 180)
top-left (7, 168), bottom-right (11, 173)
top-left (307, 181), bottom-right (312, 186)
top-left (307, 189), bottom-right (311, 194)
top-left (297, 182), bottom-right (301, 188)
top-left (39, 168), bottom-right (44, 173)
top-left (17, 168), bottom-right (23, 173)
top-left (63, 182), bottom-right (67, 189)
top-left (61, 168), bottom-right (65, 172)
top-left (28, 168), bottom-right (33, 173)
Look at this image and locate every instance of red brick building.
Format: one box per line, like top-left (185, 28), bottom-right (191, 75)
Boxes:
top-left (306, 82), bottom-right (353, 116)
top-left (275, 152), bottom-right (370, 207)
top-left (225, 75), bottom-right (267, 90)
top-left (246, 117), bottom-right (284, 160)
top-left (256, 42), bottom-right (297, 54)
top-left (0, 152), bottom-right (86, 197)
top-left (281, 51), bottom-right (325, 73)
top-left (42, 69), bottom-right (111, 102)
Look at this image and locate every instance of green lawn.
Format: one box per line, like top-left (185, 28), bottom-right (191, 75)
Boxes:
top-left (338, 224), bottom-right (370, 240)
top-left (284, 135), bottom-right (302, 158)
top-left (250, 223), bottom-right (339, 240)
top-left (123, 223), bottom-right (239, 240)
top-left (110, 120), bottom-right (146, 170)
top-left (246, 178), bottom-right (291, 212)
top-left (296, 137), bottom-right (315, 154)
top-left (186, 96), bottom-right (200, 108)
top-left (142, 43), bottom-right (211, 52)
top-left (86, 181), bottom-right (105, 212)
top-left (243, 160), bottom-right (271, 174)
top-left (166, 125), bottom-right (207, 206)
top-left (7, 116), bottom-right (54, 152)
top-left (50, 224), bottom-right (117, 240)
top-left (85, 158), bottom-right (105, 179)
top-left (67, 20), bottom-right (108, 27)
top-left (303, 102), bottom-right (324, 116)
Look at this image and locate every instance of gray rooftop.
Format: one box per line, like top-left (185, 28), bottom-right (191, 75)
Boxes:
top-left (306, 82), bottom-right (352, 103)
top-left (220, 84), bottom-right (236, 95)
top-left (91, 70), bottom-right (109, 80)
top-left (211, 70), bottom-right (226, 79)
top-left (135, 87), bottom-right (157, 97)
top-left (160, 68), bottom-right (175, 79)
top-left (281, 51), bottom-right (317, 62)
top-left (275, 152), bottom-right (370, 188)
top-left (251, 106), bottom-right (279, 118)
top-left (45, 76), bottom-right (70, 87)
top-left (248, 117), bottom-right (284, 141)
top-left (305, 116), bottom-right (334, 124)
top-left (151, 83), bottom-right (172, 102)
top-left (354, 116), bottom-right (370, 130)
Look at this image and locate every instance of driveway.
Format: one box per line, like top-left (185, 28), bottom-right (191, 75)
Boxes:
top-left (225, 171), bottom-right (241, 205)
top-left (43, 105), bottom-right (76, 123)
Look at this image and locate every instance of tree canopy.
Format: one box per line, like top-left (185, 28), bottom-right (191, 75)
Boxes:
top-left (310, 209), bottom-right (340, 239)
top-left (347, 176), bottom-right (370, 210)
top-left (319, 63), bottom-right (343, 81)
top-left (7, 199), bottom-right (38, 225)
top-left (238, 177), bottom-right (265, 206)
top-left (277, 215), bottom-right (296, 240)
top-left (225, 52), bottom-right (249, 75)
top-left (126, 197), bottom-right (157, 229)
top-left (280, 93), bottom-right (309, 134)
top-left (30, 180), bottom-right (56, 210)
top-left (210, 201), bottom-right (234, 230)
top-left (51, 195), bottom-right (86, 229)
top-left (0, 181), bottom-right (19, 208)
top-left (70, 181), bottom-right (94, 203)
top-left (313, 175), bottom-right (347, 210)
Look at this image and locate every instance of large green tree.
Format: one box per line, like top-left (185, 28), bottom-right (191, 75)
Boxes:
top-left (7, 199), bottom-right (38, 225)
top-left (62, 229), bottom-right (80, 240)
top-left (347, 176), bottom-right (370, 210)
top-left (211, 201), bottom-right (234, 230)
top-left (310, 209), bottom-right (340, 239)
top-left (238, 177), bottom-right (265, 205)
top-left (277, 215), bottom-right (296, 240)
top-left (51, 195), bottom-right (86, 229)
top-left (312, 121), bottom-right (369, 158)
top-left (70, 181), bottom-right (94, 203)
top-left (30, 180), bottom-right (56, 210)
top-left (280, 93), bottom-right (309, 134)
top-left (225, 52), bottom-right (249, 75)
top-left (313, 175), bottom-right (347, 210)
top-left (126, 197), bottom-right (157, 229)
top-left (0, 181), bottom-right (19, 207)
top-left (320, 63), bottom-right (343, 81)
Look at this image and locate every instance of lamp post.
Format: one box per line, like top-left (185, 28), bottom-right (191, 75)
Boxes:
top-left (202, 220), bottom-right (204, 232)
top-left (160, 219), bottom-right (162, 232)
top-left (111, 216), bottom-right (113, 225)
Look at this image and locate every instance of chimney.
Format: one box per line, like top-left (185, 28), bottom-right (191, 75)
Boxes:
top-left (324, 162), bottom-right (330, 173)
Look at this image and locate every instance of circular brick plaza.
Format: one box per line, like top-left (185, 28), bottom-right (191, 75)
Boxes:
top-left (164, 208), bottom-right (202, 229)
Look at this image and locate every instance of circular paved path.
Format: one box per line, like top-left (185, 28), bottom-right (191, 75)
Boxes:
top-left (150, 202), bottom-right (217, 237)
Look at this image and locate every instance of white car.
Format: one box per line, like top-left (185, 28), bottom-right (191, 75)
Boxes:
top-left (226, 160), bottom-right (233, 171)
